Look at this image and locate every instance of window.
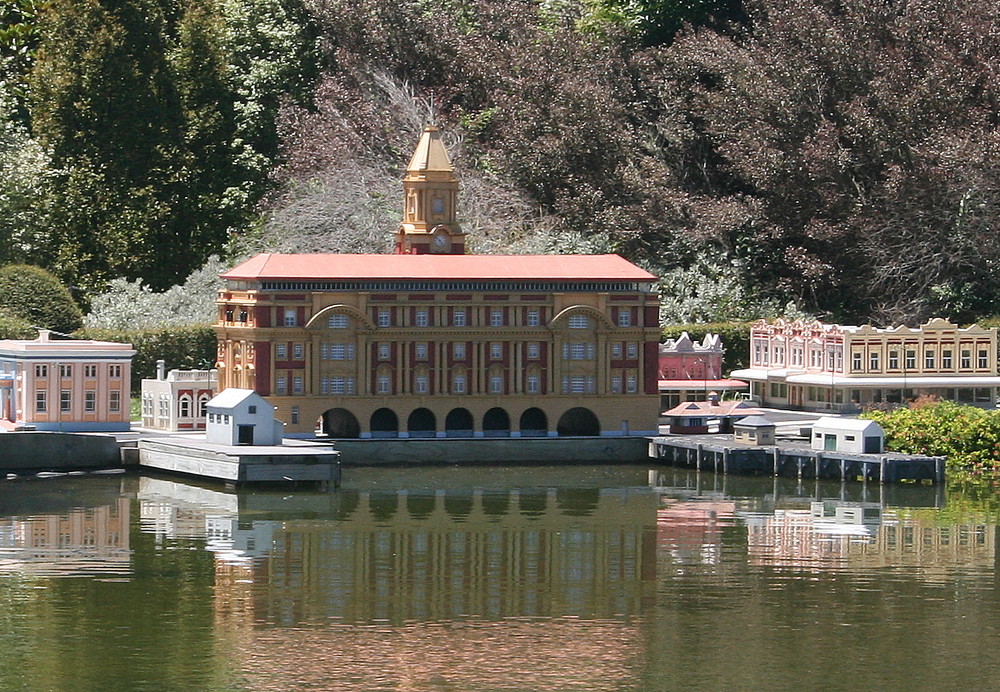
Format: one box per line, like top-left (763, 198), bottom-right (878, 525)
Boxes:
top-left (415, 343), bottom-right (428, 360)
top-left (905, 350), bottom-right (916, 370)
top-left (378, 309), bottom-right (391, 327)
top-left (293, 376), bottom-right (303, 394)
top-left (490, 309), bottom-right (503, 327)
top-left (925, 350), bottom-right (935, 369)
top-left (962, 350), bottom-right (972, 368)
top-left (942, 349), bottom-right (953, 369)
top-left (415, 309), bottom-right (429, 327)
top-left (527, 310), bottom-right (540, 327)
top-left (248, 405), bottom-right (257, 414)
top-left (415, 376), bottom-right (428, 394)
top-left (378, 343), bottom-right (390, 360)
top-left (179, 397), bottom-right (191, 418)
top-left (570, 377), bottom-right (586, 394)
top-left (276, 343), bottom-right (288, 359)
top-left (60, 390), bottom-right (71, 413)
top-left (611, 343), bottom-right (622, 359)
top-left (59, 364), bottom-right (72, 378)
top-left (198, 395), bottom-right (209, 417)
top-left (851, 352), bottom-right (862, 372)
top-left (617, 310), bottom-right (631, 327)
top-left (84, 364), bottom-right (97, 378)
top-left (453, 343), bottom-right (466, 359)
top-left (453, 310), bottom-right (466, 327)
top-left (611, 375), bottom-right (622, 394)
top-left (225, 307), bottom-right (234, 322)
top-left (325, 377), bottom-right (355, 395)
top-left (626, 374), bottom-right (638, 393)
top-left (84, 391), bottom-right (96, 413)
top-left (888, 351), bottom-right (899, 370)
top-left (491, 342), bottom-right (502, 360)
top-left (378, 375), bottom-right (391, 394)
top-left (276, 376), bottom-right (287, 395)
top-left (291, 406), bottom-right (300, 425)
top-left (527, 342), bottom-right (540, 359)
top-left (453, 375), bottom-right (466, 394)
top-left (35, 390), bottom-right (46, 412)
top-left (527, 374), bottom-right (540, 393)
top-left (328, 314), bottom-right (349, 329)
top-left (323, 343), bottom-right (355, 360)
top-left (238, 308), bottom-right (248, 323)
top-left (34, 364), bottom-right (47, 378)
top-left (627, 343), bottom-right (638, 359)
top-left (109, 391), bottom-right (121, 413)
top-left (283, 308), bottom-right (297, 327)
top-left (293, 343), bottom-right (304, 359)
top-left (110, 365), bottom-right (121, 379)
top-left (490, 375), bottom-right (503, 393)
top-left (869, 352), bottom-right (880, 371)
top-left (568, 315), bottom-right (590, 329)
top-left (564, 342), bottom-right (595, 360)
top-left (142, 395), bottom-right (152, 416)
top-left (979, 349), bottom-right (989, 368)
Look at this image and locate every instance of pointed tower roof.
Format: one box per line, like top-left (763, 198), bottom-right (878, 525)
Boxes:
top-left (407, 125), bottom-right (454, 173)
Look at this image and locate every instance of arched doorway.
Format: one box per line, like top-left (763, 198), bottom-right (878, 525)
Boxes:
top-left (483, 407), bottom-right (510, 437)
top-left (445, 408), bottom-right (474, 437)
top-left (407, 408), bottom-right (436, 438)
top-left (318, 407), bottom-right (360, 438)
top-left (519, 407), bottom-right (548, 437)
top-left (557, 407), bottom-right (600, 436)
top-left (370, 408), bottom-right (399, 438)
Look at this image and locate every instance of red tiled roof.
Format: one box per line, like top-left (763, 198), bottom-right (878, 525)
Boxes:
top-left (661, 400), bottom-right (760, 417)
top-left (222, 253), bottom-right (658, 282)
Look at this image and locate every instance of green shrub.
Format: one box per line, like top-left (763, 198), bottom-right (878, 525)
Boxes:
top-left (863, 400), bottom-right (1000, 472)
top-left (75, 325), bottom-right (217, 389)
top-left (662, 321), bottom-right (753, 374)
top-left (0, 309), bottom-right (36, 339)
top-left (0, 264), bottom-right (84, 333)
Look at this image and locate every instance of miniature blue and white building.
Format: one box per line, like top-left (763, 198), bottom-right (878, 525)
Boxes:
top-left (205, 388), bottom-right (283, 446)
top-left (810, 417), bottom-right (885, 454)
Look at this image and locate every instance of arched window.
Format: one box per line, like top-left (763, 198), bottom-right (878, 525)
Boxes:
top-left (178, 394), bottom-right (192, 419)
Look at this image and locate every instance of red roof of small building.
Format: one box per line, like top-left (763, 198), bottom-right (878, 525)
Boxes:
top-left (661, 400), bottom-right (760, 417)
top-left (658, 379), bottom-right (748, 390)
top-left (223, 253), bottom-right (658, 282)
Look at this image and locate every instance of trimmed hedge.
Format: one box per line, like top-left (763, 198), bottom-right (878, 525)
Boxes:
top-left (0, 309), bottom-right (37, 339)
top-left (0, 265), bottom-right (84, 333)
top-left (75, 325), bottom-right (217, 389)
top-left (662, 321), bottom-right (753, 374)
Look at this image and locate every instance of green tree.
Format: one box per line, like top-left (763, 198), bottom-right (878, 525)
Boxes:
top-left (0, 264), bottom-right (83, 333)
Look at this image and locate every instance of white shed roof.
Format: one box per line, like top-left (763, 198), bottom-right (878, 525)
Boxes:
top-left (206, 388), bottom-right (259, 410)
top-left (812, 417), bottom-right (884, 434)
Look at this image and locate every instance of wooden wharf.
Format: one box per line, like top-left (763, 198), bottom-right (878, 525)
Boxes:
top-left (648, 436), bottom-right (945, 484)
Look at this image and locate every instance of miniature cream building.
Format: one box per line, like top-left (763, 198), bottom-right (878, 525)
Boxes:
top-left (140, 361), bottom-right (218, 431)
top-left (0, 330), bottom-right (134, 431)
top-left (731, 318), bottom-right (1000, 411)
top-left (205, 388), bottom-right (283, 446)
top-left (810, 417), bottom-right (884, 454)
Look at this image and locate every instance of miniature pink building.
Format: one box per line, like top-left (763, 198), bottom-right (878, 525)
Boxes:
top-left (658, 332), bottom-right (746, 410)
top-left (0, 330), bottom-right (135, 432)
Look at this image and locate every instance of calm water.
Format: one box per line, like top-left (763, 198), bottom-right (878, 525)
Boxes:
top-left (0, 466), bottom-right (998, 691)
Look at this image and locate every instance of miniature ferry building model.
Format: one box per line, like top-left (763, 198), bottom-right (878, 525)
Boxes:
top-left (214, 127), bottom-right (661, 438)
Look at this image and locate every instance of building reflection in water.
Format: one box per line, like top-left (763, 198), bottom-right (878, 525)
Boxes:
top-left (137, 476), bottom-right (660, 691)
top-left (0, 492), bottom-right (129, 578)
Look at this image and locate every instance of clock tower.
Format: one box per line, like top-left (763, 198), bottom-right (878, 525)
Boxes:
top-left (395, 125), bottom-right (465, 255)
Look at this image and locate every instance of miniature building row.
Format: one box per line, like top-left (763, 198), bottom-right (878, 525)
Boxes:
top-left (0, 330), bottom-right (133, 432)
top-left (732, 317), bottom-right (1000, 411)
top-left (213, 126), bottom-right (662, 439)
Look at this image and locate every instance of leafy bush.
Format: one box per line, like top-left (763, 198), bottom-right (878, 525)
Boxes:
top-left (0, 308), bottom-right (36, 339)
top-left (75, 325), bottom-right (217, 389)
top-left (0, 264), bottom-right (83, 333)
top-left (83, 255), bottom-right (227, 330)
top-left (662, 321), bottom-right (753, 373)
top-left (863, 400), bottom-right (1000, 472)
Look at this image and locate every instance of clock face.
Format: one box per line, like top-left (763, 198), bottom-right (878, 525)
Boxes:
top-left (433, 233), bottom-right (448, 247)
